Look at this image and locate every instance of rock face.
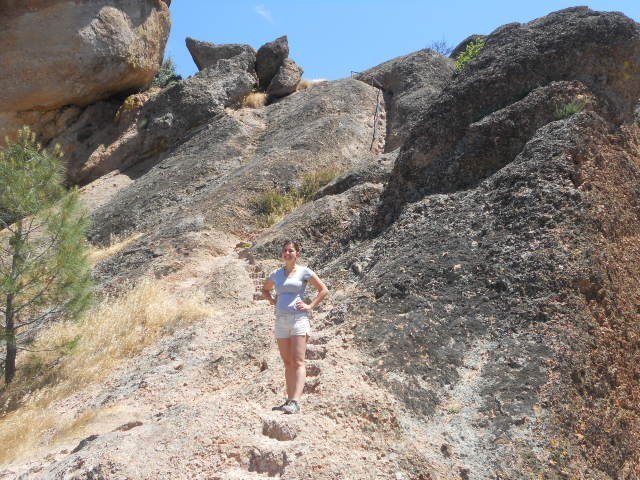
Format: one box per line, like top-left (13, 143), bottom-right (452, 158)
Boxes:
top-left (89, 78), bottom-right (384, 248)
top-left (185, 37), bottom-right (256, 73)
top-left (450, 34), bottom-right (487, 59)
top-left (382, 7), bottom-right (640, 218)
top-left (356, 49), bottom-right (455, 151)
top-left (327, 110), bottom-right (640, 477)
top-left (266, 58), bottom-right (303, 98)
top-left (255, 35), bottom-right (289, 89)
top-left (55, 52), bottom-right (257, 184)
top-left (3, 7), bottom-right (640, 480)
top-left (0, 0), bottom-right (171, 140)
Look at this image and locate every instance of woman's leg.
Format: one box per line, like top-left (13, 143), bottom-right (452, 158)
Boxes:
top-left (277, 338), bottom-right (294, 399)
top-left (289, 335), bottom-right (307, 401)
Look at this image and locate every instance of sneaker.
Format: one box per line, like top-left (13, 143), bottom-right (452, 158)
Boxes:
top-left (272, 399), bottom-right (290, 411)
top-left (282, 400), bottom-right (300, 414)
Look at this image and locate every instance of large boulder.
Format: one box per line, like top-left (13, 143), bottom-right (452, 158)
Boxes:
top-left (255, 35), bottom-right (289, 89)
top-left (0, 0), bottom-right (171, 140)
top-left (185, 37), bottom-right (256, 73)
top-left (356, 49), bottom-right (455, 151)
top-left (382, 7), bottom-right (640, 219)
top-left (266, 58), bottom-right (303, 98)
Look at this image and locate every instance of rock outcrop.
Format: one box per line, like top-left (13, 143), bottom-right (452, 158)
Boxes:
top-left (185, 37), bottom-right (256, 73)
top-left (356, 49), bottom-right (455, 150)
top-left (0, 0), bottom-right (171, 141)
top-left (53, 52), bottom-right (257, 184)
top-left (89, 78), bottom-right (384, 248)
top-left (266, 58), bottom-right (304, 98)
top-left (382, 7), bottom-right (640, 218)
top-left (255, 35), bottom-right (290, 89)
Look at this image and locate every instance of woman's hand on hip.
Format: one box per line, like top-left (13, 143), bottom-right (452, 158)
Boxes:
top-left (295, 299), bottom-right (312, 312)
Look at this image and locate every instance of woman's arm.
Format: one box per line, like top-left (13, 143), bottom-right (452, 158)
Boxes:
top-left (296, 274), bottom-right (328, 311)
top-left (262, 278), bottom-right (277, 306)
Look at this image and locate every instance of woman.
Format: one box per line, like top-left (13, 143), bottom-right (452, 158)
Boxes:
top-left (262, 240), bottom-right (329, 414)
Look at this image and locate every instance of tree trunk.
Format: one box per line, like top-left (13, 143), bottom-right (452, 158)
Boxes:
top-left (4, 221), bottom-right (22, 386)
top-left (4, 293), bottom-right (15, 385)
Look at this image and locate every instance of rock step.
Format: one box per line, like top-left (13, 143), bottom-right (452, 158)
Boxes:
top-left (248, 447), bottom-right (290, 477)
top-left (306, 363), bottom-right (321, 377)
top-left (261, 417), bottom-right (300, 441)
top-left (306, 344), bottom-right (327, 360)
top-left (303, 377), bottom-right (321, 394)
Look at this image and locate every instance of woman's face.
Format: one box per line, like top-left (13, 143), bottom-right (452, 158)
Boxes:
top-left (281, 243), bottom-right (300, 263)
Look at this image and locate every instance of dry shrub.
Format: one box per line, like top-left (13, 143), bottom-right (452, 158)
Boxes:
top-left (296, 79), bottom-right (314, 91)
top-left (252, 167), bottom-right (341, 227)
top-left (89, 232), bottom-right (144, 265)
top-left (242, 91), bottom-right (268, 109)
top-left (0, 278), bottom-right (212, 464)
top-left (297, 79), bottom-right (326, 91)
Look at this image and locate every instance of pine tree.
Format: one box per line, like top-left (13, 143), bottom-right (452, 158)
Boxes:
top-left (0, 128), bottom-right (92, 385)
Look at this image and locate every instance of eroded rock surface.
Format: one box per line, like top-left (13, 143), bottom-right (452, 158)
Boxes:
top-left (267, 58), bottom-right (304, 98)
top-left (186, 37), bottom-right (256, 72)
top-left (3, 6), bottom-right (640, 480)
top-left (255, 35), bottom-right (289, 89)
top-left (356, 49), bottom-right (455, 151)
top-left (89, 78), bottom-right (385, 287)
top-left (383, 7), bottom-right (640, 217)
top-left (56, 52), bottom-right (257, 184)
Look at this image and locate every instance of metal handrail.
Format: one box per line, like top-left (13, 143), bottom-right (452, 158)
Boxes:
top-left (351, 71), bottom-right (384, 152)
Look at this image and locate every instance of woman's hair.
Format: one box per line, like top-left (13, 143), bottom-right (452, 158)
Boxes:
top-left (281, 239), bottom-right (302, 253)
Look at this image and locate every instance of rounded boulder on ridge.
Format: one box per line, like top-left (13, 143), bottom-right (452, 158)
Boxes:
top-left (185, 37), bottom-right (256, 73)
top-left (267, 58), bottom-right (303, 98)
top-left (255, 35), bottom-right (289, 89)
top-left (0, 0), bottom-right (171, 138)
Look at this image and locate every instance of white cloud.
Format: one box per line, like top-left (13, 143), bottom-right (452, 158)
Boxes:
top-left (254, 5), bottom-right (273, 23)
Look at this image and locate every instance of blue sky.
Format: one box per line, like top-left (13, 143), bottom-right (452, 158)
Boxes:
top-left (166, 1), bottom-right (640, 80)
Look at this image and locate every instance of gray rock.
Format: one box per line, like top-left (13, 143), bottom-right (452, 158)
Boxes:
top-left (56, 52), bottom-right (257, 184)
top-left (356, 49), bottom-right (454, 150)
top-left (252, 182), bottom-right (384, 265)
top-left (394, 79), bottom-right (596, 206)
top-left (267, 58), bottom-right (303, 98)
top-left (256, 35), bottom-right (289, 89)
top-left (450, 34), bottom-right (487, 59)
top-left (90, 78), bottom-right (384, 248)
top-left (185, 37), bottom-right (256, 73)
top-left (320, 108), bottom-right (640, 476)
top-left (314, 149), bottom-right (397, 199)
top-left (382, 7), bottom-right (640, 218)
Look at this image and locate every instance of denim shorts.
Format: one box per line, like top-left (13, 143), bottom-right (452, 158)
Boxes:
top-left (274, 311), bottom-right (311, 339)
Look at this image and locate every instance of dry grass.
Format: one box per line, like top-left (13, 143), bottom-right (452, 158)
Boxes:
top-left (296, 79), bottom-right (314, 91)
top-left (88, 232), bottom-right (144, 265)
top-left (297, 79), bottom-right (325, 91)
top-left (0, 278), bottom-right (213, 464)
top-left (242, 91), bottom-right (268, 109)
top-left (252, 167), bottom-right (341, 227)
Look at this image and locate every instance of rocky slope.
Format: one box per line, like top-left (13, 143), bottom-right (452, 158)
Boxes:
top-left (1, 5), bottom-right (640, 480)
